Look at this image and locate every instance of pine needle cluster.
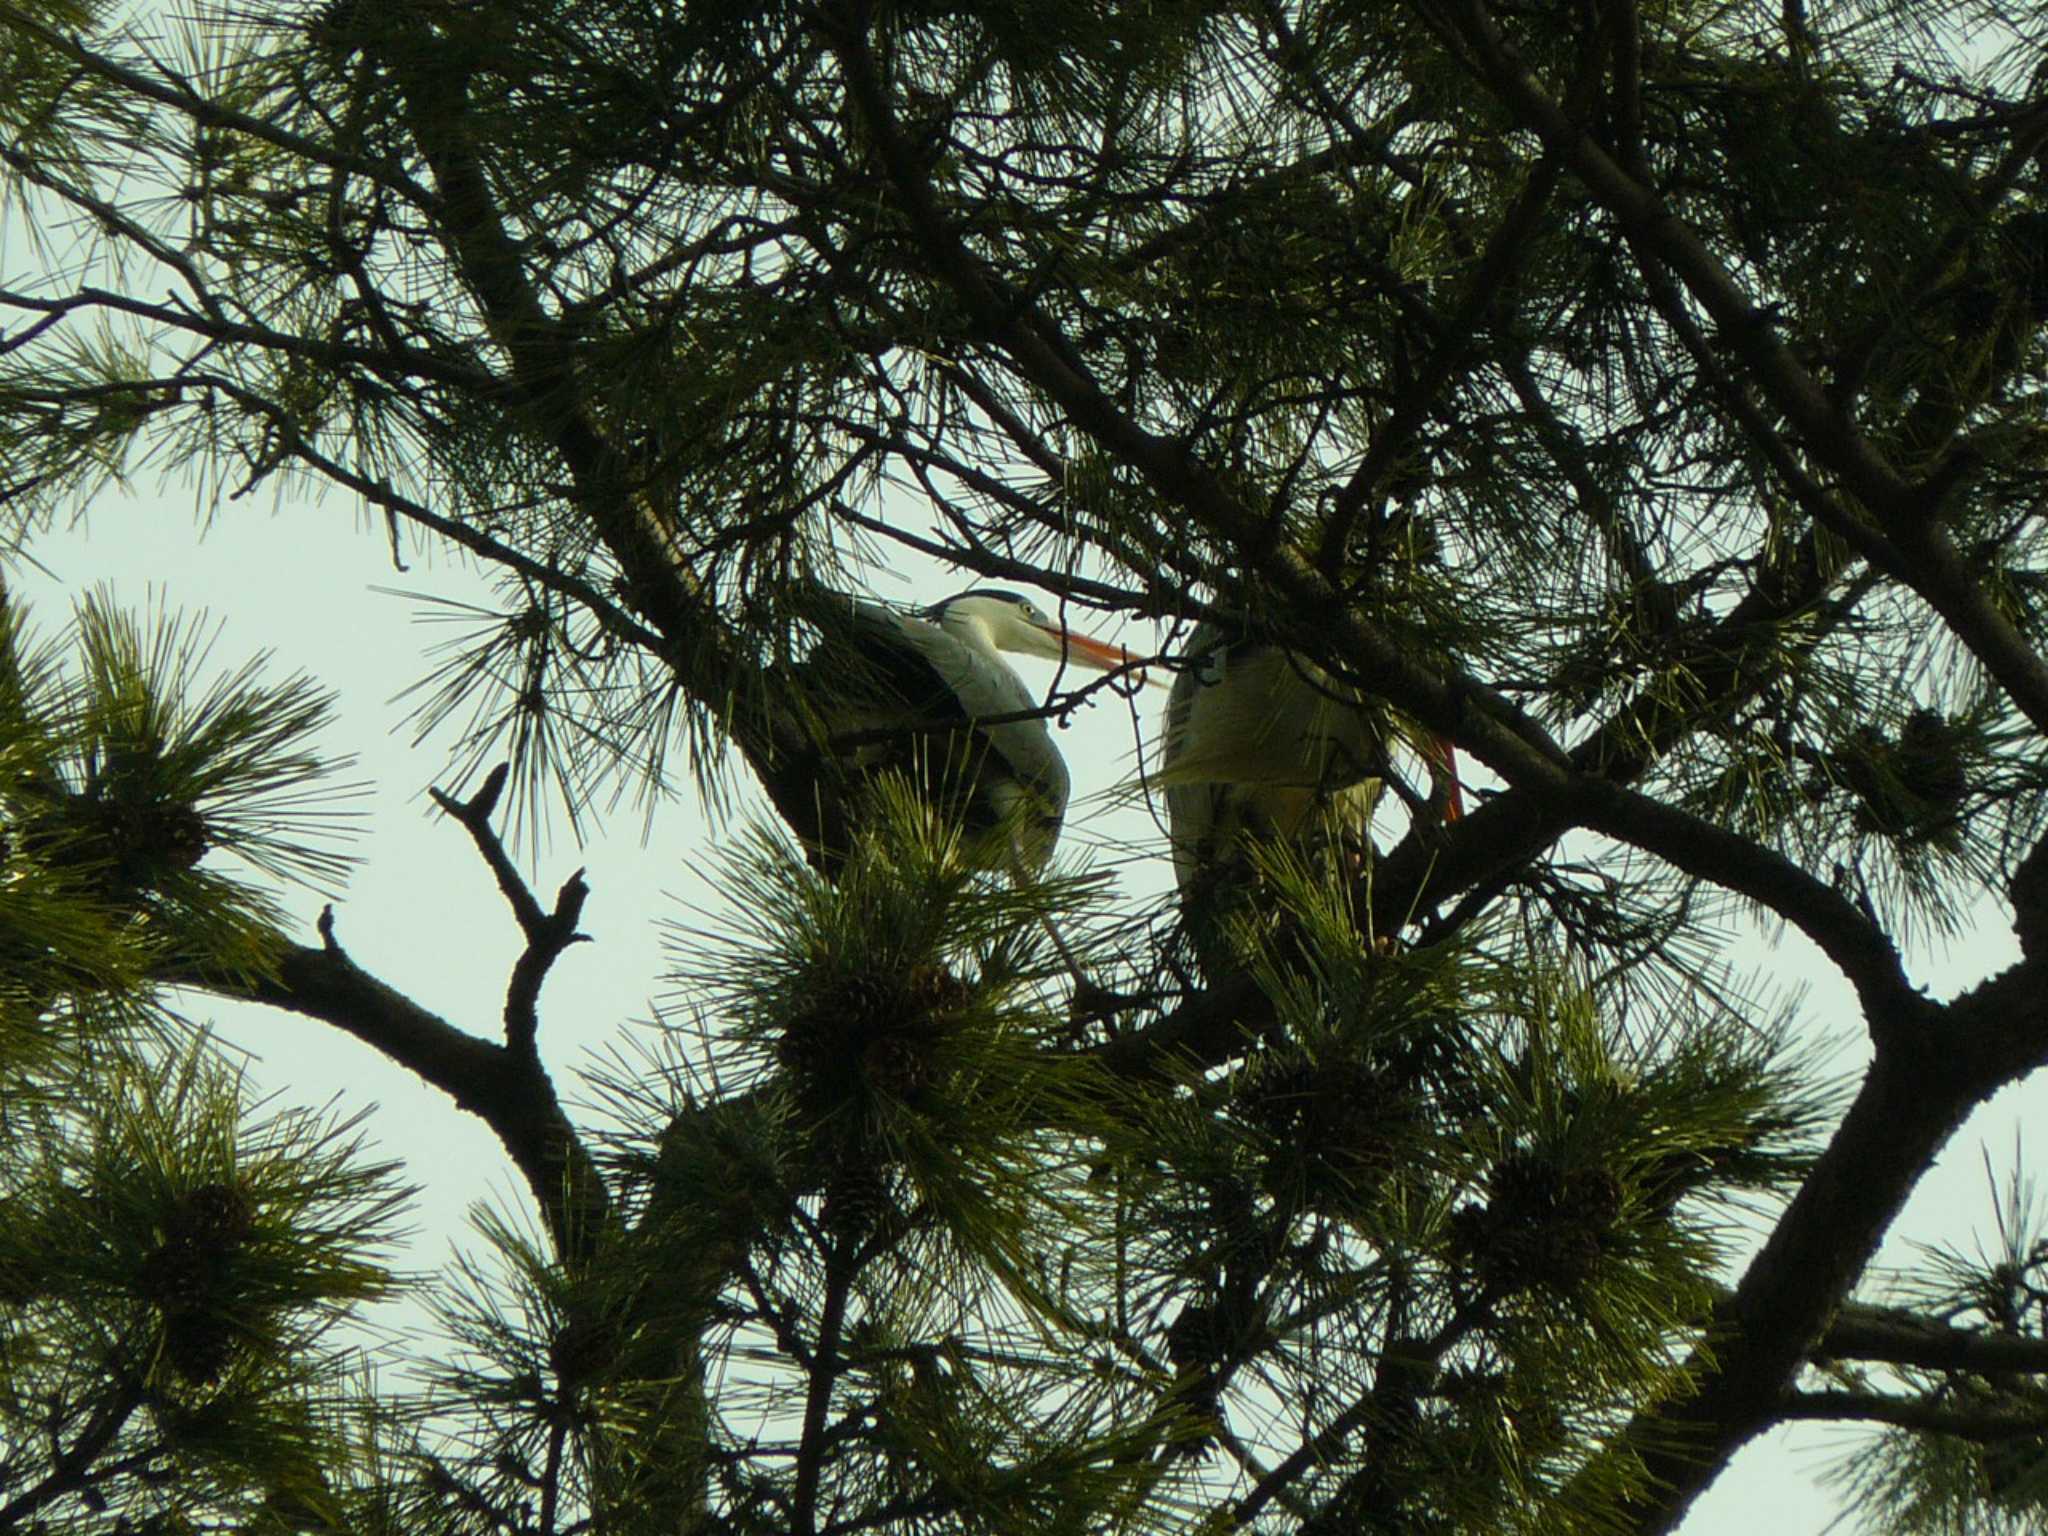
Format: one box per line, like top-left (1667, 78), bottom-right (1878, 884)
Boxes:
top-left (0, 584), bottom-right (400, 1531)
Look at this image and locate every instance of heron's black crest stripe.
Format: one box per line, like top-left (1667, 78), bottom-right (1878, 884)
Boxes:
top-left (923, 588), bottom-right (1033, 618)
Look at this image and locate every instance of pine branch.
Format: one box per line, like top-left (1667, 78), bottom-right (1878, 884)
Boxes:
top-left (190, 905), bottom-right (608, 1264)
top-left (1818, 1301), bottom-right (2048, 1377)
top-left (0, 1372), bottom-right (145, 1527)
top-left (2, 8), bottom-right (433, 200)
top-left (0, 282), bottom-right (492, 395)
top-left (1314, 150), bottom-right (1564, 574)
top-left (538, 1415), bottom-right (570, 1536)
top-left (1781, 1388), bottom-right (2048, 1441)
top-left (1232, 1300), bottom-right (1486, 1526)
top-left (1495, 341), bottom-right (1668, 612)
top-left (1435, 0), bottom-right (2048, 738)
top-left (374, 32), bottom-right (869, 855)
top-left (180, 369), bottom-right (669, 659)
top-left (377, 69), bottom-right (715, 639)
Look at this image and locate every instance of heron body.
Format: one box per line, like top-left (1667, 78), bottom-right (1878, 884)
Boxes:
top-left (1161, 624), bottom-right (1389, 896)
top-left (1160, 621), bottom-right (1462, 971)
top-left (799, 590), bottom-right (1138, 873)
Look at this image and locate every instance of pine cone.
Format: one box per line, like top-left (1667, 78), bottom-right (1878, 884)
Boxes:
top-left (905, 962), bottom-right (972, 1017)
top-left (137, 1181), bottom-right (255, 1384)
top-left (863, 1031), bottom-right (934, 1103)
top-left (1446, 1203), bottom-right (1492, 1267)
top-left (1255, 1058), bottom-right (1412, 1215)
top-left (1563, 1166), bottom-right (1624, 1230)
top-left (162, 1311), bottom-right (238, 1384)
top-left (549, 1312), bottom-right (613, 1394)
top-left (89, 798), bottom-right (210, 887)
top-left (1247, 1061), bottom-right (1315, 1142)
top-left (778, 972), bottom-right (909, 1084)
top-left (1487, 1151), bottom-right (1566, 1222)
top-left (1527, 1223), bottom-right (1604, 1290)
top-left (181, 1181), bottom-right (254, 1244)
top-left (1458, 1154), bottom-right (1616, 1294)
top-left (1839, 711), bottom-right (1969, 837)
top-left (824, 1159), bottom-right (895, 1238)
top-left (1897, 709), bottom-right (1968, 807)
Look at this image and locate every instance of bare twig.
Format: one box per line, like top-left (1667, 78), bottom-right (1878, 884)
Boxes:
top-left (429, 763), bottom-right (592, 1056)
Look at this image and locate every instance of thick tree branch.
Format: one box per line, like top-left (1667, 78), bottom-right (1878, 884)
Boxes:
top-left (1550, 777), bottom-right (1927, 1040)
top-left (202, 907), bottom-right (608, 1264)
top-left (375, 29), bottom-right (908, 864)
top-left (2010, 831), bottom-right (2048, 962)
top-left (1585, 945), bottom-right (2048, 1533)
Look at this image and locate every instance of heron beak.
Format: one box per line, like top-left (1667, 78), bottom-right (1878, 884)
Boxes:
top-left (1043, 626), bottom-right (1164, 688)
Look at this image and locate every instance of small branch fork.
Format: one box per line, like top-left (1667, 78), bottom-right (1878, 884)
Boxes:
top-left (199, 765), bottom-right (606, 1265)
top-left (428, 762), bottom-right (591, 1058)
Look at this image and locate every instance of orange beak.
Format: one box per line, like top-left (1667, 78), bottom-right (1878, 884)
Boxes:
top-left (1043, 627), bottom-right (1166, 689)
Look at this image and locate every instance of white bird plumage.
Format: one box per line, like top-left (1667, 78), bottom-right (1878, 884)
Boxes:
top-left (1160, 622), bottom-right (1390, 895)
top-left (1159, 620), bottom-right (1463, 970)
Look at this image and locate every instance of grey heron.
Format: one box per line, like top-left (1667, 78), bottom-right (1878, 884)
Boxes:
top-left (1159, 622), bottom-right (1463, 970)
top-left (798, 590), bottom-right (1145, 874)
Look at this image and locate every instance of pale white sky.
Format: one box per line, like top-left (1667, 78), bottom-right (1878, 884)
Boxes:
top-left (14, 474), bottom-right (2040, 1533)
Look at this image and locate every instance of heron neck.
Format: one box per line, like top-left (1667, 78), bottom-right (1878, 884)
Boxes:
top-left (938, 612), bottom-right (1003, 659)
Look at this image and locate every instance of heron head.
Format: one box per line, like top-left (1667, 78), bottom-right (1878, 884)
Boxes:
top-left (926, 591), bottom-right (1145, 676)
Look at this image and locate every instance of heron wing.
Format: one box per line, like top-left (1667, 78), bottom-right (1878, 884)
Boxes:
top-left (1159, 640), bottom-right (1382, 789)
top-left (1161, 632), bottom-right (1387, 894)
top-left (801, 602), bottom-right (1071, 841)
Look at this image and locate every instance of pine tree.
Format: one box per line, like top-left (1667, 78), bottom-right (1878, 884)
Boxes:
top-left (4, 0), bottom-right (2048, 1531)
